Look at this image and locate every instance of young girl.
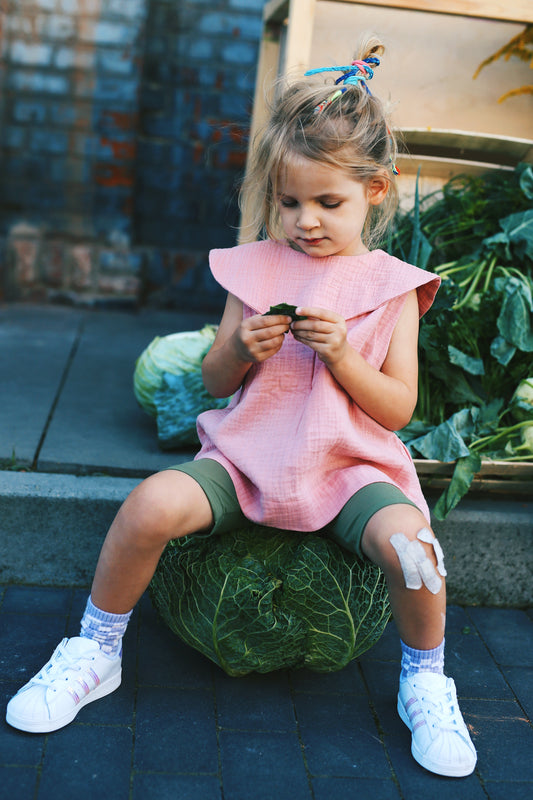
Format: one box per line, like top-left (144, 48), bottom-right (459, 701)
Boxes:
top-left (7, 38), bottom-right (476, 778)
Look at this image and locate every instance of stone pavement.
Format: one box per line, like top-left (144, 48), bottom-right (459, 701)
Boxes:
top-left (0, 303), bottom-right (532, 799)
top-left (1, 589), bottom-right (532, 800)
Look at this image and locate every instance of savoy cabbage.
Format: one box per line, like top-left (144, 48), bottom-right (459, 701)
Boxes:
top-left (133, 326), bottom-right (229, 447)
top-left (150, 526), bottom-right (391, 676)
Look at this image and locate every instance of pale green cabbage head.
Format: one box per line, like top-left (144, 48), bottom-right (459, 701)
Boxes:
top-left (521, 423), bottom-right (533, 452)
top-left (133, 325), bottom-right (218, 417)
top-left (512, 377), bottom-right (533, 422)
top-left (133, 325), bottom-right (228, 448)
top-left (150, 527), bottom-right (391, 676)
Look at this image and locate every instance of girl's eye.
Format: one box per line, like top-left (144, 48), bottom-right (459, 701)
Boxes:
top-left (322, 200), bottom-right (342, 209)
top-left (279, 197), bottom-right (297, 208)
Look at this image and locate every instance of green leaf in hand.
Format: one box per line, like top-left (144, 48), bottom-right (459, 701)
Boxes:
top-left (264, 303), bottom-right (307, 321)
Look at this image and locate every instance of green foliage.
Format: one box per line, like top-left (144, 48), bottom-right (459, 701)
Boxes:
top-left (433, 453), bottom-right (482, 520)
top-left (473, 24), bottom-right (533, 103)
top-left (153, 371), bottom-right (228, 448)
top-left (150, 527), bottom-right (390, 676)
top-left (511, 377), bottom-right (533, 421)
top-left (390, 165), bottom-right (533, 517)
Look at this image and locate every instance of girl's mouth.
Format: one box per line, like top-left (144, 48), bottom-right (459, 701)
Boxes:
top-left (300, 238), bottom-right (324, 246)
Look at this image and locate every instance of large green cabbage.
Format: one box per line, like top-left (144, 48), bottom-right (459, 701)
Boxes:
top-left (133, 326), bottom-right (229, 447)
top-left (133, 325), bottom-right (218, 417)
top-left (150, 526), bottom-right (391, 676)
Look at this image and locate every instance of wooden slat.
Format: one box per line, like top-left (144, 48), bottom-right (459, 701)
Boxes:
top-left (239, 3), bottom-right (288, 241)
top-left (396, 155), bottom-right (515, 179)
top-left (283, 0), bottom-right (316, 77)
top-left (415, 459), bottom-right (533, 478)
top-left (327, 0), bottom-right (533, 24)
top-left (419, 477), bottom-right (533, 494)
top-left (400, 129), bottom-right (533, 167)
top-left (415, 459), bottom-right (533, 495)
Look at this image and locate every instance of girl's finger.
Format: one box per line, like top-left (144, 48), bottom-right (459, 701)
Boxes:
top-left (254, 314), bottom-right (292, 328)
top-left (295, 307), bottom-right (340, 322)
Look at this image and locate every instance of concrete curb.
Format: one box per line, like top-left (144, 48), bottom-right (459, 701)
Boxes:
top-left (0, 470), bottom-right (531, 606)
top-left (431, 496), bottom-right (532, 607)
top-left (0, 471), bottom-right (141, 587)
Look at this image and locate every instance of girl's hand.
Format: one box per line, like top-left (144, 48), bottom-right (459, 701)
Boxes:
top-left (203, 294), bottom-right (291, 398)
top-left (291, 307), bottom-right (348, 366)
top-left (232, 314), bottom-right (292, 364)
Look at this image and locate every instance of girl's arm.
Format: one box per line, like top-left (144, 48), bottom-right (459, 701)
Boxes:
top-left (202, 292), bottom-right (291, 398)
top-left (292, 290), bottom-right (419, 431)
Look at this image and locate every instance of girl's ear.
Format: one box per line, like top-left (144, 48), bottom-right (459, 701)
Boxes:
top-left (367, 173), bottom-right (390, 206)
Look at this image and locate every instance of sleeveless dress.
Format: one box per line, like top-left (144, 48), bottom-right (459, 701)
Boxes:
top-left (195, 240), bottom-right (440, 531)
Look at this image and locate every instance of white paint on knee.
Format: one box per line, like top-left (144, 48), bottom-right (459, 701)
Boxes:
top-left (389, 528), bottom-right (447, 595)
top-left (416, 527), bottom-right (447, 579)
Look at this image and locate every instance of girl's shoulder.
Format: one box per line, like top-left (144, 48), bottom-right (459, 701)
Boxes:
top-left (359, 249), bottom-right (441, 318)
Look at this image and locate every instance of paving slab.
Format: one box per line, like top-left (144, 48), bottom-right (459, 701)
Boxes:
top-left (312, 776), bottom-right (401, 800)
top-left (219, 729), bottom-right (312, 800)
top-left (1, 586), bottom-right (532, 799)
top-left (39, 724), bottom-right (134, 798)
top-left (131, 773), bottom-right (223, 800)
top-left (465, 607), bottom-right (533, 667)
top-left (0, 305), bottom-right (83, 467)
top-left (37, 306), bottom-right (212, 476)
top-left (501, 666), bottom-right (533, 721)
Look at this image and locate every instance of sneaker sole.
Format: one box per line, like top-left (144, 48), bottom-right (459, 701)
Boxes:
top-left (397, 696), bottom-right (476, 778)
top-left (6, 669), bottom-right (122, 734)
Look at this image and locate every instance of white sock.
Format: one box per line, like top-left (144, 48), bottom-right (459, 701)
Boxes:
top-left (400, 638), bottom-right (445, 680)
top-left (79, 596), bottom-right (132, 657)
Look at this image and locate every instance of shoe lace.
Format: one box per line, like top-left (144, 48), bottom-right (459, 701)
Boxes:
top-left (31, 640), bottom-right (95, 689)
top-left (420, 684), bottom-right (461, 732)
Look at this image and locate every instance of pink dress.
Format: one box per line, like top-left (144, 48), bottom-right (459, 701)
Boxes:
top-left (196, 240), bottom-right (440, 531)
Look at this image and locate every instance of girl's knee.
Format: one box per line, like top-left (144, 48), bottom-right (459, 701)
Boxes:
top-left (362, 504), bottom-right (426, 557)
top-left (117, 470), bottom-right (209, 545)
top-left (362, 505), bottom-right (447, 595)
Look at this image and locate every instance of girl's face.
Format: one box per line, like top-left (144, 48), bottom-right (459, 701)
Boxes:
top-left (276, 157), bottom-right (388, 258)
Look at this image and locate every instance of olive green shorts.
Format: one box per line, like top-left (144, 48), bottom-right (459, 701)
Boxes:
top-left (169, 458), bottom-right (418, 559)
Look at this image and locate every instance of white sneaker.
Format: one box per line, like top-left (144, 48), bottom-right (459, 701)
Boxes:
top-left (6, 637), bottom-right (122, 733)
top-left (398, 671), bottom-right (477, 777)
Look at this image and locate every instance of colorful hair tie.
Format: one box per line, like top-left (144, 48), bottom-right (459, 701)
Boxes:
top-left (312, 88), bottom-right (346, 115)
top-left (387, 126), bottom-right (400, 176)
top-left (304, 56), bottom-right (400, 176)
top-left (305, 56), bottom-right (380, 111)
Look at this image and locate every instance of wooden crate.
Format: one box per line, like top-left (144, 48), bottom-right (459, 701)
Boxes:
top-left (244, 0), bottom-right (533, 212)
top-left (415, 459), bottom-right (533, 496)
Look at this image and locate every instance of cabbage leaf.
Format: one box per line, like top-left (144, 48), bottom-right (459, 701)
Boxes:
top-left (133, 325), bottom-right (218, 417)
top-left (154, 371), bottom-right (228, 448)
top-left (133, 325), bottom-right (230, 447)
top-left (150, 527), bottom-right (390, 676)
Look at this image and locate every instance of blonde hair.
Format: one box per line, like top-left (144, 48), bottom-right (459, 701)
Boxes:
top-left (240, 37), bottom-right (399, 249)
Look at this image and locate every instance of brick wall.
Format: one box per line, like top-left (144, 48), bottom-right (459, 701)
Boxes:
top-left (0, 0), bottom-right (263, 310)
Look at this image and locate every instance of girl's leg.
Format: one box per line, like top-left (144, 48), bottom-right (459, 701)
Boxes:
top-left (90, 469), bottom-right (214, 613)
top-left (361, 503), bottom-right (477, 778)
top-left (361, 504), bottom-right (446, 649)
top-left (6, 469), bottom-right (214, 734)
top-left (77, 469), bottom-right (215, 655)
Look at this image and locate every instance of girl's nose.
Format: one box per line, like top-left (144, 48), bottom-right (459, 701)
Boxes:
top-left (297, 206), bottom-right (319, 230)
